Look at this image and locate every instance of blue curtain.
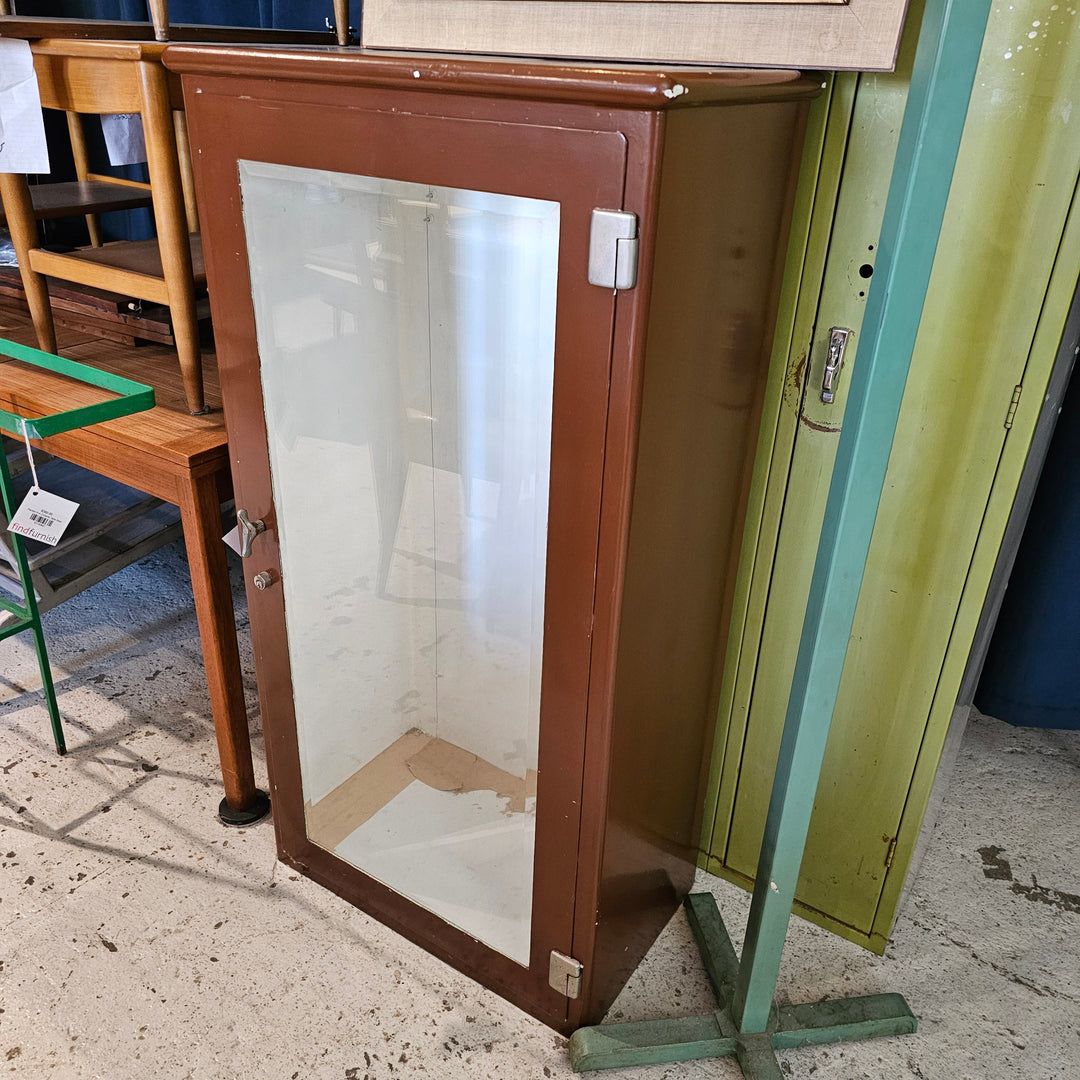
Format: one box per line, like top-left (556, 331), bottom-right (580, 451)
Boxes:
top-left (976, 362), bottom-right (1080, 730)
top-left (17, 1), bottom-right (330, 31)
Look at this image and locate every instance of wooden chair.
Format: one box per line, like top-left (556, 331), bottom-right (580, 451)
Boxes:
top-left (0, 38), bottom-right (207, 413)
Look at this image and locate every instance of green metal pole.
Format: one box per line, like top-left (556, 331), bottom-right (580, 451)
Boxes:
top-left (0, 338), bottom-right (154, 756)
top-left (731, 0), bottom-right (993, 1034)
top-left (0, 442), bottom-right (66, 754)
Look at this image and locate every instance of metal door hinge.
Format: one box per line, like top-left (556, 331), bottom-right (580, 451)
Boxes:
top-left (588, 209), bottom-right (639, 290)
top-left (884, 836), bottom-right (898, 870)
top-left (821, 327), bottom-right (852, 404)
top-left (549, 950), bottom-right (583, 999)
top-left (1004, 384), bottom-right (1022, 429)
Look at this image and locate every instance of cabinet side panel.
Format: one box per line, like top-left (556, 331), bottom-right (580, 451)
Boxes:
top-left (585, 99), bottom-right (808, 1021)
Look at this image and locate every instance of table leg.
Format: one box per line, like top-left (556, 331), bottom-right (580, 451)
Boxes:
top-left (177, 468), bottom-right (269, 826)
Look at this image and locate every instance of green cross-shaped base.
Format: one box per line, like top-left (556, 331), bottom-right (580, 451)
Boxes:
top-left (569, 893), bottom-right (916, 1077)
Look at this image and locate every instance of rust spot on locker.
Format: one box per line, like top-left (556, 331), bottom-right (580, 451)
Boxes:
top-left (799, 413), bottom-right (841, 433)
top-left (784, 351), bottom-right (808, 407)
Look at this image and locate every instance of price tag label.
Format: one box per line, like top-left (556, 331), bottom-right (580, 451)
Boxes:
top-left (8, 488), bottom-right (79, 547)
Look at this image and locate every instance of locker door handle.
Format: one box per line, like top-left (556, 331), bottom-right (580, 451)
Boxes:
top-left (821, 327), bottom-right (852, 404)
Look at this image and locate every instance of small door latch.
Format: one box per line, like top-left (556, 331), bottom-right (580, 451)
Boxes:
top-left (821, 327), bottom-right (852, 404)
top-left (588, 209), bottom-right (639, 290)
top-left (549, 950), bottom-right (583, 999)
top-left (236, 508), bottom-right (266, 558)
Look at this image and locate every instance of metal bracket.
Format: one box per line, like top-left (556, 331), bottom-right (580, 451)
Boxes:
top-left (1004, 384), bottom-right (1022, 429)
top-left (324, 15), bottom-right (358, 44)
top-left (549, 950), bottom-right (583, 999)
top-left (588, 209), bottom-right (639, 290)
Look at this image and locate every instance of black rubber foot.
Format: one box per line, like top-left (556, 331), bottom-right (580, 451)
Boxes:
top-left (218, 789), bottom-right (271, 827)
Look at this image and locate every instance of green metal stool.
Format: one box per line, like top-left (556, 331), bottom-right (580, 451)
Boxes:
top-left (0, 337), bottom-right (154, 754)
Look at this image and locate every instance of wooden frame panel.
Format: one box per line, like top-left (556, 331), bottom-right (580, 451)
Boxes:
top-left (361, 0), bottom-right (909, 72)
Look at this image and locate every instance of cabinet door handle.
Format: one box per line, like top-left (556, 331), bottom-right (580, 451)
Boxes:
top-left (236, 508), bottom-right (266, 558)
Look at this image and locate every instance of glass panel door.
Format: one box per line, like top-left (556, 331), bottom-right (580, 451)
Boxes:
top-left (239, 161), bottom-right (559, 966)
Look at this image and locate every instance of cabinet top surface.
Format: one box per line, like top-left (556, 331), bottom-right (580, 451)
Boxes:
top-left (163, 45), bottom-right (822, 109)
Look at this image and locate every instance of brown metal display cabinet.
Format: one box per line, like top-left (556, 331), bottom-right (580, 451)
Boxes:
top-left (165, 46), bottom-right (818, 1033)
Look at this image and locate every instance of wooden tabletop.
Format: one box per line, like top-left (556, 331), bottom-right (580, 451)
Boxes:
top-left (0, 309), bottom-right (226, 473)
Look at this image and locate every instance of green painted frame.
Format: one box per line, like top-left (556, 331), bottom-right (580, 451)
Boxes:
top-left (732, 0), bottom-right (992, 1027)
top-left (0, 337), bottom-right (155, 753)
top-left (0, 338), bottom-right (156, 439)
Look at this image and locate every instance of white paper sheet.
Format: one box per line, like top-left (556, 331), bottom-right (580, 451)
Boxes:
top-left (101, 113), bottom-right (147, 167)
top-left (0, 39), bottom-right (50, 175)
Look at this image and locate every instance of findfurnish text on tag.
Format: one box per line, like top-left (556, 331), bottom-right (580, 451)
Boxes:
top-left (8, 488), bottom-right (79, 547)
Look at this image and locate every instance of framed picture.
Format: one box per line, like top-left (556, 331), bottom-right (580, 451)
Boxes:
top-left (360, 0), bottom-right (910, 71)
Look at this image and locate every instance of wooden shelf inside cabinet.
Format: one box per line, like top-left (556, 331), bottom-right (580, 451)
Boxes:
top-left (165, 44), bottom-right (821, 1034)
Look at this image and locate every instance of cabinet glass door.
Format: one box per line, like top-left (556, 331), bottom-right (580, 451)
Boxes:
top-left (239, 161), bottom-right (559, 966)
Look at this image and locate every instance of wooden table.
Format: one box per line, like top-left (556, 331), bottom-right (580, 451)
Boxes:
top-left (0, 312), bottom-right (268, 824)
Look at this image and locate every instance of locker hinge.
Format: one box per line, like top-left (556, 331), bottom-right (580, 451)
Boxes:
top-left (588, 209), bottom-right (639, 290)
top-left (549, 950), bottom-right (584, 999)
top-left (884, 836), bottom-right (898, 870)
top-left (1004, 384), bottom-right (1023, 430)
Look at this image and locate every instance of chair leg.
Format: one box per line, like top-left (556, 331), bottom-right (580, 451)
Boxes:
top-left (333, 0), bottom-right (351, 44)
top-left (147, 0), bottom-right (171, 41)
top-left (170, 290), bottom-right (207, 416)
top-left (65, 112), bottom-right (103, 247)
top-left (0, 173), bottom-right (58, 355)
top-left (137, 60), bottom-right (206, 414)
top-left (173, 110), bottom-right (200, 234)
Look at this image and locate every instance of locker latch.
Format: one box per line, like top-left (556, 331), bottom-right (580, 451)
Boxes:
top-left (821, 327), bottom-right (852, 403)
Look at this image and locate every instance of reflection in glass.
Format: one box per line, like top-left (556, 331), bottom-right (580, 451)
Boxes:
top-left (240, 162), bottom-right (559, 965)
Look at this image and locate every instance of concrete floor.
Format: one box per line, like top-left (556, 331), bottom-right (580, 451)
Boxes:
top-left (1, 541), bottom-right (1077, 1079)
